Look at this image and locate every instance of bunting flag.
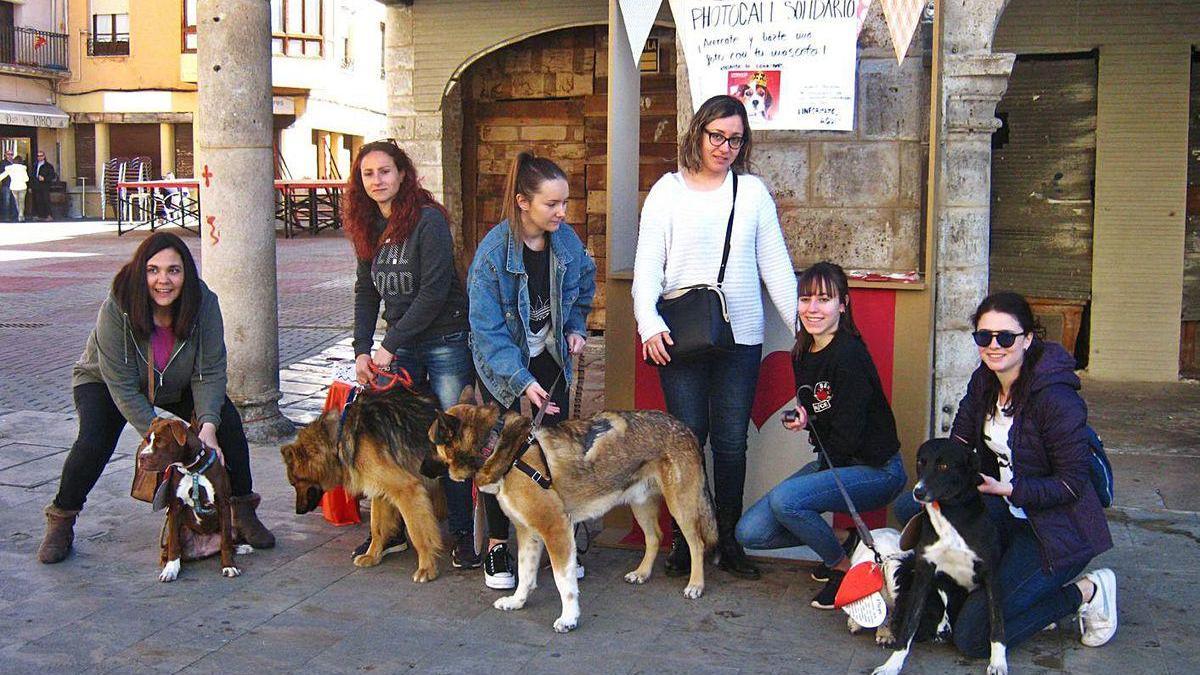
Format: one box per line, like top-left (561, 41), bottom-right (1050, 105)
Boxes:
top-left (880, 0), bottom-right (925, 63)
top-left (617, 0), bottom-right (662, 64)
top-left (855, 0), bottom-right (875, 36)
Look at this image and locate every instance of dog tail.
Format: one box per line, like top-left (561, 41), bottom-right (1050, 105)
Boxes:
top-left (698, 494), bottom-right (718, 553)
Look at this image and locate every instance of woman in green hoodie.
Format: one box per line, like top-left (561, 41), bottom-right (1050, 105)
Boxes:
top-left (37, 231), bottom-right (274, 564)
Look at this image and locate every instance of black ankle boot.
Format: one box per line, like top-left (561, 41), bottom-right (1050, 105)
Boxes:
top-left (663, 518), bottom-right (690, 577)
top-left (715, 507), bottom-right (760, 580)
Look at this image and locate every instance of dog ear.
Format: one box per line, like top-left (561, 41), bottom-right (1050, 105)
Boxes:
top-left (457, 385), bottom-right (475, 405)
top-left (899, 512), bottom-right (926, 551)
top-left (169, 421), bottom-right (189, 447)
top-left (429, 410), bottom-right (461, 445)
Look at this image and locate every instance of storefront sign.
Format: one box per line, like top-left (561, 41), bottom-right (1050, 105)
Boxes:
top-left (669, 0), bottom-right (863, 130)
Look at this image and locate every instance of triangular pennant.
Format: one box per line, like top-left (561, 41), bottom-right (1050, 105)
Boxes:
top-left (855, 0), bottom-right (875, 36)
top-left (618, 0), bottom-right (663, 65)
top-left (880, 0), bottom-right (925, 64)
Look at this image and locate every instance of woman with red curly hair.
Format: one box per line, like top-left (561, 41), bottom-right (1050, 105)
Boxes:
top-left (343, 139), bottom-right (479, 570)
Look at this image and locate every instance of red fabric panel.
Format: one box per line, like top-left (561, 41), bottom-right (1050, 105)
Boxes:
top-left (318, 381), bottom-right (362, 526)
top-left (848, 288), bottom-right (896, 401)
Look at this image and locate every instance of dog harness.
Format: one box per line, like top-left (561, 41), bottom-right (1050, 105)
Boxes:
top-left (479, 371), bottom-right (564, 490)
top-left (182, 445), bottom-right (219, 516)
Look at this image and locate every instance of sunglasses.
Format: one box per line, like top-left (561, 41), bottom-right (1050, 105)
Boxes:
top-left (972, 330), bottom-right (1027, 348)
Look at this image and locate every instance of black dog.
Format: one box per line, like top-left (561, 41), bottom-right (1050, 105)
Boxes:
top-left (873, 439), bottom-right (1006, 675)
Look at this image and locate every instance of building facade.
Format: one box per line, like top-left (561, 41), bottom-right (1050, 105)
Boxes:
top-left (54, 0), bottom-right (388, 215)
top-left (0, 1), bottom-right (70, 173)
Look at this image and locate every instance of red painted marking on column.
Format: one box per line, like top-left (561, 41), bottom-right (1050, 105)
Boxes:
top-left (201, 165), bottom-right (213, 187)
top-left (207, 215), bottom-right (221, 246)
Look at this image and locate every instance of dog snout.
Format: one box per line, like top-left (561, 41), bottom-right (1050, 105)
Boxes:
top-left (912, 481), bottom-right (929, 503)
top-left (295, 484), bottom-right (324, 514)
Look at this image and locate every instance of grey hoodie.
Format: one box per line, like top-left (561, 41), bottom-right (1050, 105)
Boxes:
top-left (72, 281), bottom-right (228, 435)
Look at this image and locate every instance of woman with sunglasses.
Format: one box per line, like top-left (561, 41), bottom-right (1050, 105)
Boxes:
top-left (343, 139), bottom-right (479, 570)
top-left (633, 94), bottom-right (797, 579)
top-left (899, 291), bottom-right (1117, 657)
top-left (734, 262), bottom-right (905, 608)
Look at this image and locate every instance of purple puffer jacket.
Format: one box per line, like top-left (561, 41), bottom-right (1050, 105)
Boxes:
top-left (951, 341), bottom-right (1112, 572)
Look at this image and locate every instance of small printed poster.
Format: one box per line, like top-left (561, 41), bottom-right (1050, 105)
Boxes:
top-left (669, 0), bottom-right (864, 131)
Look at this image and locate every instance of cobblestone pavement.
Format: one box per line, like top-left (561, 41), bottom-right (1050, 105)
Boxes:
top-left (2, 223), bottom-right (1199, 673)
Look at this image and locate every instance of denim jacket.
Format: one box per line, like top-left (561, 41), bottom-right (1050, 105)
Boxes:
top-left (467, 219), bottom-right (596, 407)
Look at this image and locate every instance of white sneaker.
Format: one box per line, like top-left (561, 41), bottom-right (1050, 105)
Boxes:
top-left (576, 560), bottom-right (585, 580)
top-left (1079, 568), bottom-right (1117, 647)
top-left (484, 542), bottom-right (516, 590)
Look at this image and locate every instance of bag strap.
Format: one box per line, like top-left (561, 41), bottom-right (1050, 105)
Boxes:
top-left (146, 353), bottom-right (156, 404)
top-left (715, 172), bottom-right (738, 287)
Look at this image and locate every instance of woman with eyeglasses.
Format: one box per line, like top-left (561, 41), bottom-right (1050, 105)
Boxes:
top-left (632, 94), bottom-right (797, 579)
top-left (897, 291), bottom-right (1117, 657)
top-left (343, 139), bottom-right (479, 570)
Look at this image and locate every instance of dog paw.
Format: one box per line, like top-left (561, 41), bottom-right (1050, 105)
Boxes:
top-left (624, 570), bottom-right (649, 585)
top-left (683, 583), bottom-right (704, 599)
top-left (412, 566), bottom-right (439, 583)
top-left (875, 625), bottom-right (895, 646)
top-left (987, 663), bottom-right (1008, 675)
top-left (222, 566), bottom-right (241, 578)
top-left (158, 559), bottom-right (181, 582)
top-left (235, 544), bottom-right (254, 555)
top-left (553, 616), bottom-right (578, 633)
top-left (493, 595), bottom-right (526, 612)
top-left (871, 665), bottom-right (901, 675)
top-left (848, 617), bottom-right (863, 634)
top-left (353, 553), bottom-right (381, 568)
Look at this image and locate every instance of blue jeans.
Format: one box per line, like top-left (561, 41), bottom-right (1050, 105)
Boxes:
top-left (736, 453), bottom-right (907, 565)
top-left (954, 515), bottom-right (1087, 658)
top-left (390, 330), bottom-right (475, 535)
top-left (657, 343), bottom-right (762, 514)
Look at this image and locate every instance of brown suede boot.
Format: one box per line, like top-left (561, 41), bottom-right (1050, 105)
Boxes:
top-left (230, 492), bottom-right (275, 549)
top-left (38, 503), bottom-right (80, 564)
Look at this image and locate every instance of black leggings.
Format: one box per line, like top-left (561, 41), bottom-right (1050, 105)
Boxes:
top-left (53, 382), bottom-right (255, 511)
top-left (482, 351), bottom-right (569, 540)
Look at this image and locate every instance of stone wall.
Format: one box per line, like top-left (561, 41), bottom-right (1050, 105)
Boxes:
top-left (678, 5), bottom-right (930, 275)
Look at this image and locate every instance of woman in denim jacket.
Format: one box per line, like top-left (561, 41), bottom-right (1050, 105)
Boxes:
top-left (467, 150), bottom-right (596, 590)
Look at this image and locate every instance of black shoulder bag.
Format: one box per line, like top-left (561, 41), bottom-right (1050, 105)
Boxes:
top-left (647, 172), bottom-right (738, 366)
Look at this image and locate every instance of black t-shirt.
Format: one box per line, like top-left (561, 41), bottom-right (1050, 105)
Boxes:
top-left (523, 239), bottom-right (551, 337)
top-left (793, 330), bottom-right (900, 468)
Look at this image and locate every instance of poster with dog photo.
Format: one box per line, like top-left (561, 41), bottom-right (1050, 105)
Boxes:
top-left (670, 0), bottom-right (864, 131)
top-left (728, 70), bottom-right (781, 123)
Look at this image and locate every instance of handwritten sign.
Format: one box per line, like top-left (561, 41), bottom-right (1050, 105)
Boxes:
top-left (669, 0), bottom-right (862, 130)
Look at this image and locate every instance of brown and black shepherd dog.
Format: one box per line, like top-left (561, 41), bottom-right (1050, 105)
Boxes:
top-left (430, 387), bottom-right (717, 633)
top-left (280, 385), bottom-right (446, 582)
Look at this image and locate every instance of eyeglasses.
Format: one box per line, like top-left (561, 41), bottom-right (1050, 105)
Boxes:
top-left (704, 129), bottom-right (745, 150)
top-left (972, 330), bottom-right (1027, 348)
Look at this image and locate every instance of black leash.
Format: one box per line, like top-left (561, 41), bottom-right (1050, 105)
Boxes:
top-left (796, 384), bottom-right (881, 565)
top-left (510, 368), bottom-right (566, 489)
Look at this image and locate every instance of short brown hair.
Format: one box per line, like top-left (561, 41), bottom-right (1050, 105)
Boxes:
top-left (679, 95), bottom-right (752, 175)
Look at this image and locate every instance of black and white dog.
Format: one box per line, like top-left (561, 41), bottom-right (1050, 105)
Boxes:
top-left (874, 439), bottom-right (1006, 675)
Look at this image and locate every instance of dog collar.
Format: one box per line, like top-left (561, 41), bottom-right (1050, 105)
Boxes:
top-left (480, 417), bottom-right (506, 459)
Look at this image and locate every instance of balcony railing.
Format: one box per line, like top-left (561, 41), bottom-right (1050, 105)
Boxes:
top-left (88, 34), bottom-right (130, 57)
top-left (0, 26), bottom-right (69, 71)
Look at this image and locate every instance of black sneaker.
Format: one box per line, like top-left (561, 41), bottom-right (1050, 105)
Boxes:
top-left (812, 530), bottom-right (861, 582)
top-left (451, 531), bottom-right (481, 570)
top-left (351, 527), bottom-right (408, 560)
top-left (811, 569), bottom-right (846, 610)
top-left (484, 542), bottom-right (516, 590)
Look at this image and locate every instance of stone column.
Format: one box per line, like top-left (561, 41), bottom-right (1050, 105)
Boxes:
top-left (931, 52), bottom-right (1014, 435)
top-left (196, 0), bottom-right (292, 441)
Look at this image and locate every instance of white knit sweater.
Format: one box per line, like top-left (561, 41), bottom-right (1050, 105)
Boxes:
top-left (632, 171), bottom-right (798, 345)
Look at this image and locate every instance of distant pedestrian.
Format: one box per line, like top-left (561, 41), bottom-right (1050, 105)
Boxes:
top-left (37, 231), bottom-right (275, 564)
top-left (632, 94), bottom-right (797, 580)
top-left (32, 149), bottom-right (57, 221)
top-left (0, 149), bottom-right (14, 221)
top-left (342, 139), bottom-right (479, 570)
top-left (467, 149), bottom-right (596, 591)
top-left (0, 156), bottom-right (30, 222)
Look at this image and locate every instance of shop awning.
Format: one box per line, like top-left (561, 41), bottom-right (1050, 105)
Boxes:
top-left (0, 101), bottom-right (69, 129)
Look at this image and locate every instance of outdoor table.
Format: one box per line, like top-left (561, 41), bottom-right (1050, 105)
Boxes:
top-left (275, 179), bottom-right (346, 238)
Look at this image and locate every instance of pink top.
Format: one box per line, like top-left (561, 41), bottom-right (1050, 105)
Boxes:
top-left (151, 325), bottom-right (175, 373)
